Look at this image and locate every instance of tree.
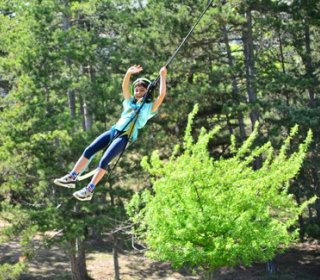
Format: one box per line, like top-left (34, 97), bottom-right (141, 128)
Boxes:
top-left (0, 1), bottom-right (134, 279)
top-left (127, 105), bottom-right (315, 279)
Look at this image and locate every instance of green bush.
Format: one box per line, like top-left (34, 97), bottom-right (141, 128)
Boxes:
top-left (127, 105), bottom-right (316, 273)
top-left (0, 262), bottom-right (27, 280)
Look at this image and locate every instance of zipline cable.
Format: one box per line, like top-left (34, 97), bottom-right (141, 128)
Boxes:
top-left (146, 0), bottom-right (214, 91)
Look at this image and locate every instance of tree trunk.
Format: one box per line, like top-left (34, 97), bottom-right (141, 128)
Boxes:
top-left (69, 238), bottom-right (90, 280)
top-left (303, 21), bottom-right (316, 107)
top-left (308, 204), bottom-right (313, 220)
top-left (62, 0), bottom-right (76, 118)
top-left (242, 8), bottom-right (259, 131)
top-left (79, 97), bottom-right (86, 131)
top-left (44, 85), bottom-right (50, 115)
top-left (68, 202), bottom-right (90, 280)
top-left (295, 194), bottom-right (305, 241)
top-left (242, 8), bottom-right (262, 169)
top-left (266, 260), bottom-right (276, 274)
top-left (83, 102), bottom-right (92, 131)
top-left (278, 29), bottom-right (290, 108)
top-left (226, 113), bottom-right (233, 135)
top-left (311, 167), bottom-right (320, 223)
top-left (316, 201), bottom-right (320, 223)
top-left (67, 88), bottom-right (76, 118)
top-left (112, 234), bottom-right (120, 280)
top-left (222, 23), bottom-right (247, 140)
top-left (302, 20), bottom-right (320, 222)
top-left (205, 270), bottom-right (214, 280)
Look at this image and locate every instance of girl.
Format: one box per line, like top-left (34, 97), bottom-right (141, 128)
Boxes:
top-left (54, 65), bottom-right (167, 201)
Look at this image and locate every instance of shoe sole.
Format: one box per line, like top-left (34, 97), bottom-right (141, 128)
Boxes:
top-left (54, 179), bottom-right (76, 189)
top-left (72, 192), bottom-right (92, 201)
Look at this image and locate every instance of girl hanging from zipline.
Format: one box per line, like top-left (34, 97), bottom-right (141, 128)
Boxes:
top-left (54, 65), bottom-right (167, 201)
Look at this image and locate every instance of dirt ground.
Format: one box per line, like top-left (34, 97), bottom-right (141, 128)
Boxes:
top-left (1, 237), bottom-right (319, 280)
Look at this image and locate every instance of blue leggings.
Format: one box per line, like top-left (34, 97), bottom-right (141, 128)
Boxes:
top-left (83, 129), bottom-right (128, 170)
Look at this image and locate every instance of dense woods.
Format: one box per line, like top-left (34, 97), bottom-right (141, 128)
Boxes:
top-left (0, 0), bottom-right (319, 279)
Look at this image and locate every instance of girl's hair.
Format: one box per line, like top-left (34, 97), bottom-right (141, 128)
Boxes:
top-left (134, 79), bottom-right (150, 89)
top-left (132, 78), bottom-right (151, 89)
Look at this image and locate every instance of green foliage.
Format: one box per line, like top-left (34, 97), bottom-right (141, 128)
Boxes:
top-left (0, 1), bottom-right (135, 277)
top-left (0, 0), bottom-right (320, 277)
top-left (0, 262), bottom-right (27, 280)
top-left (127, 105), bottom-right (316, 271)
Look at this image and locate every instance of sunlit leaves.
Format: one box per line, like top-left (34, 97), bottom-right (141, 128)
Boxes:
top-left (127, 105), bottom-right (315, 271)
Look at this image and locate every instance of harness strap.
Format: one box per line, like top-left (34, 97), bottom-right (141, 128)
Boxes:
top-left (121, 116), bottom-right (137, 139)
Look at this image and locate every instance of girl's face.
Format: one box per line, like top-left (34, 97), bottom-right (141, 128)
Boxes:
top-left (134, 85), bottom-right (147, 99)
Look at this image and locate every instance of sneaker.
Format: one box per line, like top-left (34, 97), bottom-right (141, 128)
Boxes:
top-left (54, 174), bottom-right (76, 189)
top-left (73, 187), bottom-right (93, 201)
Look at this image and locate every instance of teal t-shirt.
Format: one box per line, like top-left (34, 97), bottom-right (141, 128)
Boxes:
top-left (114, 97), bottom-right (157, 141)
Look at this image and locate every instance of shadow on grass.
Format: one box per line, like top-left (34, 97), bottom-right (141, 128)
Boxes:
top-left (211, 244), bottom-right (320, 280)
top-left (2, 236), bottom-right (319, 280)
top-left (0, 238), bottom-right (71, 280)
top-left (122, 251), bottom-right (200, 280)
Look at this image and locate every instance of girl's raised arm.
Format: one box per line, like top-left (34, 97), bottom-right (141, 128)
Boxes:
top-left (152, 66), bottom-right (167, 112)
top-left (122, 65), bottom-right (143, 100)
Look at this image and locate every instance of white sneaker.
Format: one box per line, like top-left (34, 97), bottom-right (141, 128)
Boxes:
top-left (54, 174), bottom-right (76, 189)
top-left (73, 187), bottom-right (93, 201)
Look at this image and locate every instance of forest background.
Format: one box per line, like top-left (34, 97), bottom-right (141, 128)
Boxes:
top-left (0, 0), bottom-right (319, 279)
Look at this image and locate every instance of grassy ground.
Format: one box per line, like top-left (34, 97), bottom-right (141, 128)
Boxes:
top-left (1, 235), bottom-right (319, 280)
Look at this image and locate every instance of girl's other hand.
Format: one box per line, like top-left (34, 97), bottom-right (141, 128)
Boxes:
top-left (127, 65), bottom-right (143, 74)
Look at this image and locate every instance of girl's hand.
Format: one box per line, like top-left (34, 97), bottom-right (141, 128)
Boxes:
top-left (127, 65), bottom-right (143, 74)
top-left (159, 66), bottom-right (167, 77)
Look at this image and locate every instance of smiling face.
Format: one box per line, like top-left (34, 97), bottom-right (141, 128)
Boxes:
top-left (133, 82), bottom-right (149, 99)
